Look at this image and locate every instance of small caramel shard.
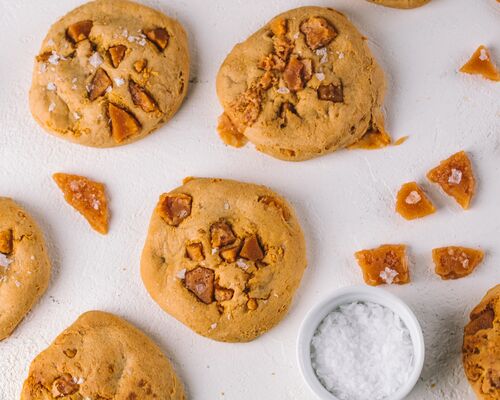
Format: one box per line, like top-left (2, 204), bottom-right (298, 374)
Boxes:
top-left (145, 28), bottom-right (169, 51)
top-left (355, 244), bottom-right (410, 286)
top-left (133, 59), bottom-right (147, 73)
top-left (186, 242), bottom-right (205, 261)
top-left (53, 173), bottom-right (109, 234)
top-left (210, 220), bottom-right (236, 249)
top-left (270, 18), bottom-right (288, 37)
top-left (396, 182), bottom-right (436, 220)
top-left (219, 242), bottom-right (241, 263)
top-left (283, 57), bottom-right (312, 92)
top-left (258, 54), bottom-right (286, 72)
top-left (300, 16), bottom-right (337, 50)
top-left (184, 266), bottom-right (214, 304)
top-left (217, 113), bottom-right (248, 148)
top-left (427, 151), bottom-right (476, 209)
top-left (66, 20), bottom-right (93, 43)
top-left (215, 286), bottom-right (234, 302)
top-left (88, 68), bottom-right (112, 101)
top-left (240, 235), bottom-right (264, 261)
top-left (459, 45), bottom-right (500, 82)
top-left (348, 126), bottom-right (392, 150)
top-left (432, 247), bottom-right (484, 280)
top-left (108, 45), bottom-right (127, 68)
top-left (108, 103), bottom-right (141, 143)
top-left (317, 83), bottom-right (343, 102)
top-left (0, 230), bottom-right (13, 255)
top-left (247, 298), bottom-right (258, 311)
top-left (231, 85), bottom-right (263, 128)
top-left (273, 36), bottom-right (294, 61)
top-left (129, 81), bottom-right (158, 113)
top-left (157, 193), bottom-right (192, 226)
top-left (51, 373), bottom-right (80, 397)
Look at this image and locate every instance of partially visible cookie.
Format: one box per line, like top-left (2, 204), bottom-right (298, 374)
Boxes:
top-left (141, 177), bottom-right (307, 342)
top-left (367, 0), bottom-right (431, 8)
top-left (462, 285), bottom-right (500, 400)
top-left (0, 198), bottom-right (51, 340)
top-left (216, 6), bottom-right (386, 161)
top-left (21, 311), bottom-right (186, 399)
top-left (30, 0), bottom-right (189, 147)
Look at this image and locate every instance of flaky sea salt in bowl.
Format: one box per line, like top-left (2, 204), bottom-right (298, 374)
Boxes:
top-left (297, 286), bottom-right (424, 400)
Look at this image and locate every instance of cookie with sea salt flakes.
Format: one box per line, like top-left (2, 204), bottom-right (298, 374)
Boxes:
top-left (216, 6), bottom-right (387, 161)
top-left (141, 177), bottom-right (307, 342)
top-left (29, 0), bottom-right (189, 147)
top-left (21, 311), bottom-right (186, 400)
top-left (0, 198), bottom-right (51, 341)
top-left (366, 0), bottom-right (431, 9)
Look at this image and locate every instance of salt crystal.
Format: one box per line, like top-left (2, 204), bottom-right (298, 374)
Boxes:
top-left (276, 87), bottom-right (290, 94)
top-left (293, 32), bottom-right (300, 40)
top-left (72, 77), bottom-right (77, 83)
top-left (15, 280), bottom-right (21, 287)
top-left (92, 199), bottom-right (100, 210)
top-left (39, 63), bottom-right (47, 73)
top-left (479, 48), bottom-right (488, 61)
top-left (461, 257), bottom-right (469, 269)
top-left (379, 267), bottom-right (399, 284)
top-left (315, 72), bottom-right (325, 81)
top-left (48, 102), bottom-right (56, 113)
top-left (210, 323), bottom-right (217, 330)
top-left (48, 51), bottom-right (60, 65)
top-left (176, 268), bottom-right (186, 279)
top-left (316, 47), bottom-right (328, 64)
top-left (448, 168), bottom-right (462, 185)
top-left (71, 84), bottom-right (78, 91)
top-left (311, 301), bottom-right (414, 400)
top-left (121, 29), bottom-right (128, 38)
top-left (337, 51), bottom-right (345, 59)
top-left (89, 52), bottom-right (103, 68)
top-left (405, 191), bottom-right (421, 205)
top-left (47, 82), bottom-right (56, 91)
top-left (236, 259), bottom-right (248, 270)
top-left (69, 181), bottom-right (80, 191)
top-left (223, 201), bottom-right (230, 210)
top-left (73, 112), bottom-right (81, 120)
top-left (114, 77), bottom-right (125, 87)
top-left (211, 248), bottom-right (218, 255)
top-left (0, 253), bottom-right (12, 268)
top-left (105, 86), bottom-right (112, 94)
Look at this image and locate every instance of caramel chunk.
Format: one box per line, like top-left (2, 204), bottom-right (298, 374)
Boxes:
top-left (51, 373), bottom-right (80, 397)
top-left (108, 45), bottom-right (127, 68)
top-left (273, 36), bottom-right (294, 61)
top-left (258, 54), bottom-right (286, 72)
top-left (66, 20), bottom-right (93, 43)
top-left (88, 68), bottom-right (112, 101)
top-left (318, 83), bottom-right (343, 102)
top-left (348, 126), bottom-right (392, 150)
top-left (270, 18), bottom-right (288, 37)
top-left (219, 242), bottom-right (241, 263)
top-left (395, 182), bottom-right (436, 220)
top-left (186, 242), bottom-right (205, 261)
top-left (240, 235), bottom-right (264, 261)
top-left (0, 230), bottom-right (13, 255)
top-left (217, 113), bottom-right (248, 148)
top-left (432, 247), bottom-right (484, 280)
top-left (129, 81), bottom-right (158, 113)
top-left (145, 28), bottom-right (169, 51)
top-left (157, 193), bottom-right (192, 226)
top-left (215, 286), bottom-right (234, 302)
top-left (133, 59), bottom-right (147, 73)
top-left (427, 151), bottom-right (476, 209)
top-left (258, 195), bottom-right (291, 221)
top-left (231, 85), bottom-right (262, 127)
top-left (108, 103), bottom-right (141, 143)
top-left (355, 244), bottom-right (410, 286)
top-left (210, 220), bottom-right (236, 249)
top-left (247, 298), bottom-right (258, 310)
top-left (184, 266), bottom-right (214, 304)
top-left (300, 16), bottom-right (337, 50)
top-left (460, 45), bottom-right (500, 82)
top-left (53, 173), bottom-right (109, 234)
top-left (283, 57), bottom-right (312, 92)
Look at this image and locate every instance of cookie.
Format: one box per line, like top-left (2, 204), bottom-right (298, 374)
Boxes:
top-left (367, 0), bottom-right (431, 8)
top-left (462, 285), bottom-right (500, 400)
top-left (216, 6), bottom-right (386, 161)
top-left (0, 198), bottom-right (51, 340)
top-left (30, 0), bottom-right (189, 147)
top-left (21, 311), bottom-right (186, 399)
top-left (141, 177), bottom-right (307, 342)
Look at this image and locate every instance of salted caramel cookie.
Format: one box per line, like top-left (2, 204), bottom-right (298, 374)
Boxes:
top-left (141, 177), bottom-right (307, 342)
top-left (367, 0), bottom-right (431, 8)
top-left (462, 285), bottom-right (500, 400)
top-left (30, 0), bottom-right (189, 147)
top-left (21, 311), bottom-right (186, 400)
top-left (0, 198), bottom-right (51, 341)
top-left (216, 6), bottom-right (386, 161)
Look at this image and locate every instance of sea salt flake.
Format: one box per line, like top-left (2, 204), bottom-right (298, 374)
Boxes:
top-left (461, 257), bottom-right (470, 269)
top-left (293, 32), bottom-right (300, 40)
top-left (315, 72), bottom-right (325, 81)
top-left (316, 47), bottom-right (328, 63)
top-left (337, 51), bottom-right (345, 59)
top-left (223, 201), bottom-right (230, 210)
top-left (176, 268), bottom-right (186, 279)
top-left (105, 86), bottom-right (112, 94)
top-left (405, 191), bottom-right (421, 205)
top-left (48, 102), bottom-right (56, 113)
top-left (73, 112), bottom-right (81, 120)
top-left (48, 51), bottom-right (60, 65)
top-left (210, 323), bottom-right (217, 330)
top-left (89, 52), bottom-right (103, 68)
top-left (47, 82), bottom-right (56, 91)
top-left (276, 87), bottom-right (290, 94)
top-left (72, 77), bottom-right (77, 83)
top-left (448, 168), bottom-right (462, 185)
top-left (379, 267), bottom-right (399, 284)
top-left (211, 248), bottom-right (218, 255)
top-left (121, 28), bottom-right (129, 37)
top-left (0, 253), bottom-right (12, 268)
top-left (236, 259), bottom-right (248, 270)
top-left (39, 63), bottom-right (47, 73)
top-left (15, 280), bottom-right (21, 287)
top-left (479, 48), bottom-right (489, 61)
top-left (114, 77), bottom-right (125, 87)
top-left (91, 199), bottom-right (100, 210)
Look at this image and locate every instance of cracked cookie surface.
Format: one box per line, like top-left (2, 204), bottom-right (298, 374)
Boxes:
top-left (0, 198), bottom-right (51, 341)
top-left (29, 0), bottom-right (189, 148)
top-left (141, 177), bottom-right (307, 342)
top-left (367, 0), bottom-right (431, 8)
top-left (21, 311), bottom-right (186, 400)
top-left (216, 6), bottom-right (386, 161)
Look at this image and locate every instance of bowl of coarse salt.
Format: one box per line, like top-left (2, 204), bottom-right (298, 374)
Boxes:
top-left (297, 285), bottom-right (424, 400)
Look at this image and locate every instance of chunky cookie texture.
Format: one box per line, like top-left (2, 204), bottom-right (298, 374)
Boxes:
top-left (462, 285), bottom-right (500, 400)
top-left (366, 0), bottom-right (431, 8)
top-left (29, 0), bottom-right (189, 148)
top-left (21, 311), bottom-right (186, 400)
top-left (0, 198), bottom-right (51, 341)
top-left (141, 178), bottom-right (307, 342)
top-left (216, 6), bottom-right (386, 161)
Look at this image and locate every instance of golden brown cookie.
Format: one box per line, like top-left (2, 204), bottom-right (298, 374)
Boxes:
top-left (216, 6), bottom-right (386, 161)
top-left (462, 285), bottom-right (500, 400)
top-left (21, 311), bottom-right (186, 399)
top-left (30, 0), bottom-right (189, 147)
top-left (141, 177), bottom-right (307, 342)
top-left (0, 198), bottom-right (51, 341)
top-left (367, 0), bottom-right (431, 8)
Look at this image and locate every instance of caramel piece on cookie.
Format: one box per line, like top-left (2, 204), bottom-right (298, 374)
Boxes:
top-left (66, 20), bottom-right (92, 43)
top-left (108, 45), bottom-right (127, 68)
top-left (129, 81), bottom-right (158, 113)
top-left (427, 151), bottom-right (476, 209)
top-left (460, 45), bottom-right (500, 82)
top-left (88, 68), bottom-right (112, 101)
top-left (396, 182), bottom-right (436, 220)
top-left (108, 103), bottom-right (141, 143)
top-left (432, 247), bottom-right (484, 280)
top-left (355, 244), bottom-right (410, 286)
top-left (145, 27), bottom-right (169, 50)
top-left (240, 235), bottom-right (264, 261)
top-left (157, 193), bottom-right (192, 227)
top-left (184, 266), bottom-right (215, 304)
top-left (186, 242), bottom-right (205, 261)
top-left (53, 173), bottom-right (109, 234)
top-left (210, 220), bottom-right (236, 249)
top-left (300, 16), bottom-right (337, 50)
top-left (348, 126), bottom-right (392, 150)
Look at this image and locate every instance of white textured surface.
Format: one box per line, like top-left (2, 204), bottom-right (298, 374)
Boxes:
top-left (0, 0), bottom-right (499, 399)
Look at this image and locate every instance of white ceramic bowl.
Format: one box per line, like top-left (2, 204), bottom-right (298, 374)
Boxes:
top-left (297, 285), bottom-right (425, 400)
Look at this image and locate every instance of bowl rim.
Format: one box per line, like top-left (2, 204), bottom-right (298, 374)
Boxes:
top-left (296, 285), bottom-right (425, 400)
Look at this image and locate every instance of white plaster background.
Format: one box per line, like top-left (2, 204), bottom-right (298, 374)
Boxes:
top-left (0, 0), bottom-right (499, 398)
